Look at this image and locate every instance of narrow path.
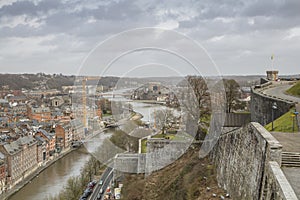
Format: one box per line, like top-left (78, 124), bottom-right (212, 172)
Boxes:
top-left (271, 132), bottom-right (300, 152)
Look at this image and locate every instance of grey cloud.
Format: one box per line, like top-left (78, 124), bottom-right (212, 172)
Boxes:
top-left (0, 0), bottom-right (152, 38)
top-left (91, 0), bottom-right (143, 21)
top-left (0, 0), bottom-right (299, 75)
top-left (242, 0), bottom-right (300, 18)
top-left (0, 0), bottom-right (62, 17)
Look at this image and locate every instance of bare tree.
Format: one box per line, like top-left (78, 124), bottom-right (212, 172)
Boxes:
top-left (186, 76), bottom-right (211, 118)
top-left (153, 109), bottom-right (176, 134)
top-left (223, 79), bottom-right (240, 113)
top-left (63, 176), bottom-right (82, 199)
top-left (177, 76), bottom-right (211, 140)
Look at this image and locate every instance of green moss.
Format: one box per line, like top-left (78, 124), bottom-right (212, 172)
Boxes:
top-left (152, 133), bottom-right (175, 139)
top-left (141, 139), bottom-right (147, 153)
top-left (151, 132), bottom-right (192, 141)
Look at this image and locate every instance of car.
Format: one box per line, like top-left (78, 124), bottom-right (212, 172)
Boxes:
top-left (82, 191), bottom-right (89, 198)
top-left (88, 181), bottom-right (96, 189)
top-left (100, 188), bottom-right (103, 194)
top-left (97, 193), bottom-right (102, 199)
top-left (99, 179), bottom-right (103, 185)
top-left (79, 195), bottom-right (87, 200)
top-left (83, 188), bottom-right (92, 196)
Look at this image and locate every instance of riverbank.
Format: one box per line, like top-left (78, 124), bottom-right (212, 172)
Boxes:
top-left (1, 146), bottom-right (78, 200)
top-left (5, 127), bottom-right (109, 200)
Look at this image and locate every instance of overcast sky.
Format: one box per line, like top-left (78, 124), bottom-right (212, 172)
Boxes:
top-left (0, 0), bottom-right (299, 77)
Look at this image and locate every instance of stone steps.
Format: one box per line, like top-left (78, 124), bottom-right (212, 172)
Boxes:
top-left (282, 152), bottom-right (300, 167)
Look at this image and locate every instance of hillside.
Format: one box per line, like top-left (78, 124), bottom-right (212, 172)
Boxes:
top-left (286, 81), bottom-right (300, 97)
top-left (0, 73), bottom-right (265, 91)
top-left (265, 108), bottom-right (297, 132)
top-left (0, 74), bottom-right (122, 90)
top-left (121, 147), bottom-right (231, 200)
top-left (0, 73), bottom-right (75, 90)
top-left (0, 74), bottom-right (37, 89)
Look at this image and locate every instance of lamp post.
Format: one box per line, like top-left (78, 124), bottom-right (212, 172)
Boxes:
top-left (271, 102), bottom-right (278, 131)
top-left (293, 111), bottom-right (299, 132)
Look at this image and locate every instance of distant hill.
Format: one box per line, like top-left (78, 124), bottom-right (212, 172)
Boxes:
top-left (0, 73), bottom-right (75, 90)
top-left (0, 73), bottom-right (126, 90)
top-left (46, 75), bottom-right (75, 90)
top-left (0, 73), bottom-right (267, 91)
top-left (0, 74), bottom-right (37, 90)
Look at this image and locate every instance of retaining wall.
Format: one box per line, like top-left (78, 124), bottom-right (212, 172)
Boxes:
top-left (251, 85), bottom-right (295, 125)
top-left (210, 122), bottom-right (297, 200)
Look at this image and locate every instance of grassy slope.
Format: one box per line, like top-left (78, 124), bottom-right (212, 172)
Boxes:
top-left (265, 108), bottom-right (298, 132)
top-left (286, 81), bottom-right (300, 97)
top-left (121, 147), bottom-right (231, 200)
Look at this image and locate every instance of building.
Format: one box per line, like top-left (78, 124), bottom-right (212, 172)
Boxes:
top-left (0, 152), bottom-right (6, 194)
top-left (35, 129), bottom-right (56, 158)
top-left (27, 105), bottom-right (51, 122)
top-left (0, 136), bottom-right (37, 187)
top-left (266, 70), bottom-right (279, 81)
top-left (148, 82), bottom-right (161, 92)
top-left (35, 136), bottom-right (46, 165)
top-left (132, 82), bottom-right (165, 100)
top-left (50, 96), bottom-right (65, 107)
top-left (12, 104), bottom-right (27, 116)
top-left (7, 96), bottom-right (27, 104)
top-left (55, 123), bottom-right (72, 151)
top-left (0, 99), bottom-right (9, 108)
top-left (70, 119), bottom-right (85, 142)
top-left (25, 89), bottom-right (61, 99)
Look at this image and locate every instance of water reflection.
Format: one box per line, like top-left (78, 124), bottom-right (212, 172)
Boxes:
top-left (9, 149), bottom-right (90, 200)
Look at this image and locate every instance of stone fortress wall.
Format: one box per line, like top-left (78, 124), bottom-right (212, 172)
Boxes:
top-left (251, 78), bottom-right (295, 126)
top-left (113, 122), bottom-right (298, 199)
top-left (210, 122), bottom-right (297, 200)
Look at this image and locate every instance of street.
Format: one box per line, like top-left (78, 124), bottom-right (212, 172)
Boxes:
top-left (89, 167), bottom-right (113, 200)
top-left (263, 84), bottom-right (300, 103)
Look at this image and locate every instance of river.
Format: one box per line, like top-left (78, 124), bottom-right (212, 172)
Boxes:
top-left (9, 148), bottom-right (91, 200)
top-left (9, 95), bottom-right (165, 200)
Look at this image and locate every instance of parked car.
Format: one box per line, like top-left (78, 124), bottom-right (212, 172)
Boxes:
top-left (84, 188), bottom-right (92, 196)
top-left (88, 181), bottom-right (96, 189)
top-left (79, 194), bottom-right (88, 200)
top-left (99, 179), bottom-right (103, 185)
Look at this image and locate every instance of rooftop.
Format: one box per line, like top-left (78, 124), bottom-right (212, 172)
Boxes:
top-left (2, 135), bottom-right (36, 155)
